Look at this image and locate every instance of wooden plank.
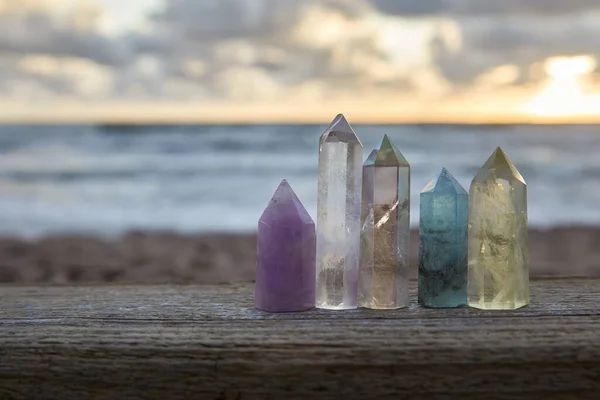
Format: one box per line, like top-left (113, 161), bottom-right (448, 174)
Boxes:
top-left (0, 279), bottom-right (599, 399)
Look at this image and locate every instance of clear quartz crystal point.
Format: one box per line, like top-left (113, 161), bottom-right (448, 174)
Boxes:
top-left (468, 147), bottom-right (529, 310)
top-left (316, 114), bottom-right (363, 310)
top-left (359, 135), bottom-right (410, 309)
top-left (418, 168), bottom-right (468, 308)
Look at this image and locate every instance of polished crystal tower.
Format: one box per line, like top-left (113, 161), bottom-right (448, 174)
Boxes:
top-left (256, 180), bottom-right (316, 312)
top-left (359, 135), bottom-right (410, 309)
top-left (468, 147), bottom-right (529, 310)
top-left (419, 168), bottom-right (468, 308)
top-left (316, 114), bottom-right (363, 310)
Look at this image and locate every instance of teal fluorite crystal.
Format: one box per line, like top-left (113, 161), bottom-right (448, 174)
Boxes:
top-left (418, 168), bottom-right (468, 308)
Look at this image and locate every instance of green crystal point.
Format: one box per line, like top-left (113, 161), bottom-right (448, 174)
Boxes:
top-left (371, 134), bottom-right (409, 166)
top-left (468, 147), bottom-right (529, 310)
top-left (474, 146), bottom-right (525, 184)
top-left (321, 114), bottom-right (362, 145)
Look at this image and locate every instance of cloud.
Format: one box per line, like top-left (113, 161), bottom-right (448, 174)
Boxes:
top-left (432, 12), bottom-right (600, 86)
top-left (0, 1), bottom-right (131, 65)
top-left (371, 1), bottom-right (600, 87)
top-left (144, 0), bottom-right (411, 101)
top-left (0, 0), bottom-right (406, 103)
top-left (153, 0), bottom-right (304, 40)
top-left (0, 0), bottom-right (145, 101)
top-left (0, 0), bottom-right (599, 108)
top-left (453, 0), bottom-right (600, 16)
top-left (370, 0), bottom-right (446, 16)
top-left (371, 0), bottom-right (600, 16)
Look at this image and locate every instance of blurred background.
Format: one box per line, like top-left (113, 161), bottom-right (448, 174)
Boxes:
top-left (0, 0), bottom-right (599, 283)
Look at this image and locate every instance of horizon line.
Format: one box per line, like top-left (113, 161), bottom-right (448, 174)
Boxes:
top-left (1, 117), bottom-right (599, 125)
top-left (1, 103), bottom-right (599, 125)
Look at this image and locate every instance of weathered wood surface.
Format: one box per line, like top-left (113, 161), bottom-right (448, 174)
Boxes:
top-left (0, 278), bottom-right (599, 400)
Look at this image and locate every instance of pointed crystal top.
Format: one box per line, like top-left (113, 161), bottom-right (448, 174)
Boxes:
top-left (364, 149), bottom-right (377, 166)
top-left (365, 134), bottom-right (409, 167)
top-left (421, 167), bottom-right (467, 194)
top-left (474, 146), bottom-right (526, 185)
top-left (259, 179), bottom-right (314, 226)
top-left (320, 114), bottom-right (362, 145)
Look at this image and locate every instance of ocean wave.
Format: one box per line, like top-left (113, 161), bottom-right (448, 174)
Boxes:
top-left (0, 123), bottom-right (598, 237)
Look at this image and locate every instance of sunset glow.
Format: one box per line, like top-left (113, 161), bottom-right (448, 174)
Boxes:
top-left (523, 56), bottom-right (600, 118)
top-left (1, 1), bottom-right (600, 123)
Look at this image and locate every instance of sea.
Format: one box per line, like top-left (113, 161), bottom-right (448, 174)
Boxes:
top-left (0, 123), bottom-right (598, 237)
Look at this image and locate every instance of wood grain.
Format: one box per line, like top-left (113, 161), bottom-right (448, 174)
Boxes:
top-left (0, 279), bottom-right (599, 399)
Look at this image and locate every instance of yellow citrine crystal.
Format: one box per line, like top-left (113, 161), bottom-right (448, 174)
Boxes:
top-left (467, 147), bottom-right (529, 310)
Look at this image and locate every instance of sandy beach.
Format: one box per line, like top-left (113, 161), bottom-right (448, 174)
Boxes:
top-left (0, 226), bottom-right (598, 283)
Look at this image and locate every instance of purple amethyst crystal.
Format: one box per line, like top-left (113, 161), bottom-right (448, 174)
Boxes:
top-left (255, 179), bottom-right (316, 312)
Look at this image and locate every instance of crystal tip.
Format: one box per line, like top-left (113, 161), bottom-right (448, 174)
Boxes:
top-left (321, 113), bottom-right (361, 145)
top-left (488, 146), bottom-right (513, 168)
top-left (368, 134), bottom-right (409, 166)
top-left (421, 167), bottom-right (466, 194)
top-left (329, 114), bottom-right (353, 133)
top-left (474, 146), bottom-right (526, 184)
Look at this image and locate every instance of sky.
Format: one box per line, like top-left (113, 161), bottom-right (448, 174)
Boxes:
top-left (0, 0), bottom-right (599, 123)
